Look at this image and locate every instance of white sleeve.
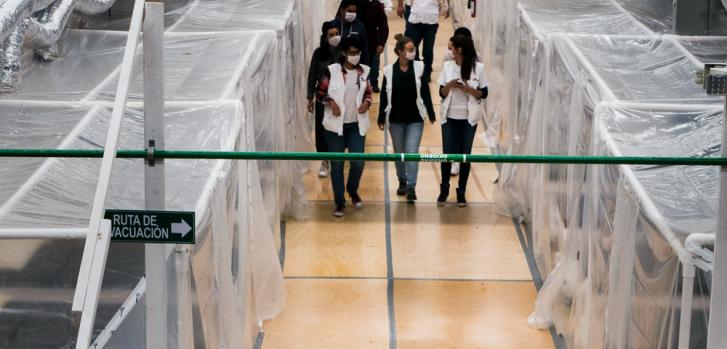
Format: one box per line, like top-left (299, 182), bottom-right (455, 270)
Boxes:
top-left (478, 64), bottom-right (488, 88)
top-left (438, 63), bottom-right (448, 86)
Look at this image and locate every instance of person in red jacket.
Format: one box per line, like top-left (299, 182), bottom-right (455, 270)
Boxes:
top-left (357, 0), bottom-right (389, 92)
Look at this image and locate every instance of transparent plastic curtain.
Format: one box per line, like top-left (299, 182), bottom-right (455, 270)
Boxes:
top-left (0, 0), bottom-right (324, 347)
top-left (449, 0), bottom-right (726, 347)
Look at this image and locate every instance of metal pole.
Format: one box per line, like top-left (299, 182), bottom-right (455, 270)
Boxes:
top-left (707, 96), bottom-right (727, 348)
top-left (4, 148), bottom-right (727, 166)
top-left (174, 247), bottom-right (194, 348)
top-left (678, 262), bottom-right (695, 349)
top-left (75, 219), bottom-right (113, 349)
top-left (72, 0), bottom-right (145, 318)
top-left (143, 3), bottom-right (167, 349)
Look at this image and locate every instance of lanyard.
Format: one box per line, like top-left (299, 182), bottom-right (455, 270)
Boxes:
top-left (340, 22), bottom-right (354, 37)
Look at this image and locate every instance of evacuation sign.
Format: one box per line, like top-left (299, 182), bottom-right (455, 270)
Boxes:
top-left (104, 209), bottom-right (195, 244)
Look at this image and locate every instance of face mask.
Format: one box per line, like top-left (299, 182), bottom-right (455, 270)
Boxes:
top-left (444, 50), bottom-right (454, 61)
top-left (328, 35), bottom-right (341, 47)
top-left (345, 12), bottom-right (357, 22)
top-left (406, 51), bottom-right (416, 61)
top-left (347, 54), bottom-right (361, 65)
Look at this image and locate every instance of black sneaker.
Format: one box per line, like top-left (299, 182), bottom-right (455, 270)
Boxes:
top-left (372, 85), bottom-right (381, 93)
top-left (406, 187), bottom-right (417, 203)
top-left (333, 205), bottom-right (345, 217)
top-left (396, 180), bottom-right (407, 196)
top-left (456, 188), bottom-right (467, 207)
top-left (350, 193), bottom-right (363, 209)
top-left (437, 183), bottom-right (449, 206)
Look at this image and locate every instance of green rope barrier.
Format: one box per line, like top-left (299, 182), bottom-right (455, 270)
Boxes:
top-left (0, 148), bottom-right (726, 166)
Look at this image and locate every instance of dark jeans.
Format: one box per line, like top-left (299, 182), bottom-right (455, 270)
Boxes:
top-left (314, 101), bottom-right (328, 152)
top-left (324, 123), bottom-right (366, 207)
top-left (370, 53), bottom-right (381, 87)
top-left (405, 21), bottom-right (438, 83)
top-left (441, 118), bottom-right (477, 190)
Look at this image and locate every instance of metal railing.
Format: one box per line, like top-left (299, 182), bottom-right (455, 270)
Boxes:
top-left (1, 148), bottom-right (727, 166)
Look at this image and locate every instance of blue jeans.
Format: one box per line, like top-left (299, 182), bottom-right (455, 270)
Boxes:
top-left (441, 118), bottom-right (477, 190)
top-left (325, 123), bottom-right (366, 206)
top-left (389, 122), bottom-right (424, 187)
top-left (370, 53), bottom-right (381, 87)
top-left (405, 22), bottom-right (438, 83)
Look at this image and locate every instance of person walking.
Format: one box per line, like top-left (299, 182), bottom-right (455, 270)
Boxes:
top-left (396, 0), bottom-right (412, 21)
top-left (436, 34), bottom-right (488, 207)
top-left (357, 0), bottom-right (389, 92)
top-left (331, 0), bottom-right (370, 68)
top-left (316, 37), bottom-right (373, 217)
top-left (398, 0), bottom-right (449, 83)
top-left (442, 26), bottom-right (479, 177)
top-left (308, 21), bottom-right (342, 178)
top-left (377, 34), bottom-right (435, 203)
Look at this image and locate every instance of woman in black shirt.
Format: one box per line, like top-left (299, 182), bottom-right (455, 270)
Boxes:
top-left (307, 21), bottom-right (342, 178)
top-left (377, 34), bottom-right (436, 202)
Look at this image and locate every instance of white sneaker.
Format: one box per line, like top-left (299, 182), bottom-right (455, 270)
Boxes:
top-left (318, 161), bottom-right (328, 178)
top-left (451, 162), bottom-right (460, 176)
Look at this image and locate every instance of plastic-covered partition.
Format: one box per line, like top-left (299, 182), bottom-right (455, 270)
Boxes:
top-left (0, 0), bottom-right (324, 347)
top-left (450, 0), bottom-right (727, 347)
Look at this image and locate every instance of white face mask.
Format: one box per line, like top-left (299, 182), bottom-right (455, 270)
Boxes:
top-left (406, 51), bottom-right (416, 61)
top-left (347, 54), bottom-right (361, 65)
top-left (328, 35), bottom-right (341, 47)
top-left (344, 12), bottom-right (357, 22)
top-left (444, 50), bottom-right (454, 61)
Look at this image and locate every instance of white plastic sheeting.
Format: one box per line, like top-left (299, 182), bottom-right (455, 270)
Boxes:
top-left (0, 0), bottom-right (323, 347)
top-left (451, 0), bottom-right (726, 347)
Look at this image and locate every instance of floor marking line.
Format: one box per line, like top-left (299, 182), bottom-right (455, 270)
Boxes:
top-left (512, 218), bottom-right (568, 349)
top-left (284, 276), bottom-right (387, 280)
top-left (253, 331), bottom-right (265, 349)
top-left (383, 74), bottom-right (398, 349)
top-left (279, 220), bottom-right (286, 270)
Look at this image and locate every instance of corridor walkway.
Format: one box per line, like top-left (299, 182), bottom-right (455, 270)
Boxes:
top-left (261, 12), bottom-right (555, 349)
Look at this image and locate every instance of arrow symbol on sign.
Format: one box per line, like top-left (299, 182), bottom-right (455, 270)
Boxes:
top-left (172, 219), bottom-right (192, 238)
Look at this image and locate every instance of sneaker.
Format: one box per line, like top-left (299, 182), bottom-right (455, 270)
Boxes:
top-left (406, 187), bottom-right (417, 203)
top-left (333, 205), bottom-right (345, 217)
top-left (372, 85), bottom-right (381, 93)
top-left (450, 162), bottom-right (460, 176)
top-left (318, 161), bottom-right (328, 178)
top-left (396, 180), bottom-right (407, 196)
top-left (456, 188), bottom-right (467, 207)
top-left (350, 193), bottom-right (363, 209)
top-left (437, 183), bottom-right (449, 206)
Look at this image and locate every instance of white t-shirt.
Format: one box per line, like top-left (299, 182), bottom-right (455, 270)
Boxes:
top-left (437, 62), bottom-right (488, 120)
top-left (409, 0), bottom-right (441, 25)
top-left (448, 88), bottom-right (469, 120)
top-left (343, 69), bottom-right (359, 124)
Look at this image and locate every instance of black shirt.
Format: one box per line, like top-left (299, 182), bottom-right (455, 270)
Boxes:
top-left (390, 63), bottom-right (420, 123)
top-left (378, 60), bottom-right (436, 124)
top-left (307, 46), bottom-right (341, 100)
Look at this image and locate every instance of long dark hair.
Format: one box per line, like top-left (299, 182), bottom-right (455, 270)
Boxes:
top-left (451, 35), bottom-right (477, 81)
top-left (318, 21), bottom-right (337, 62)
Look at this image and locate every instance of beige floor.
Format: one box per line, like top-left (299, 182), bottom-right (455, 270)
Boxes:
top-left (262, 14), bottom-right (554, 349)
